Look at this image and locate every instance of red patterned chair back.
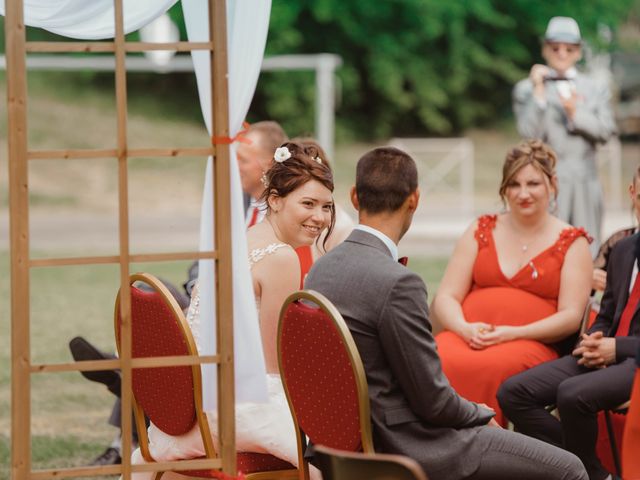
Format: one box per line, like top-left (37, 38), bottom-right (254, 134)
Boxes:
top-left (114, 274), bottom-right (298, 479)
top-left (115, 274), bottom-right (199, 436)
top-left (278, 290), bottom-right (374, 456)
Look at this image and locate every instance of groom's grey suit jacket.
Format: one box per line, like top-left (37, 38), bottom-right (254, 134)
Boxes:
top-left (305, 229), bottom-right (494, 480)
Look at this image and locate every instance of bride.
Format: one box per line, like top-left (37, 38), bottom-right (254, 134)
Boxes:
top-left (132, 141), bottom-right (334, 477)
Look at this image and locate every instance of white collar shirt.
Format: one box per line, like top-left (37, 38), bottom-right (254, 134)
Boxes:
top-left (355, 224), bottom-right (399, 262)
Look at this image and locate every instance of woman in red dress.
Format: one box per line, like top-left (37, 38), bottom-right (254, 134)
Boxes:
top-left (432, 139), bottom-right (593, 425)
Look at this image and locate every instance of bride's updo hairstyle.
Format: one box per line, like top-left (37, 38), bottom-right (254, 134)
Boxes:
top-left (499, 139), bottom-right (558, 205)
top-left (261, 141), bottom-right (336, 247)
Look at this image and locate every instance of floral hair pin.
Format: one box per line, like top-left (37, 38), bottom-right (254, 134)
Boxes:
top-left (274, 147), bottom-right (291, 163)
top-left (274, 146), bottom-right (323, 165)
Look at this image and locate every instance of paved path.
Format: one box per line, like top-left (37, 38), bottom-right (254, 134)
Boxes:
top-left (0, 208), bottom-right (633, 257)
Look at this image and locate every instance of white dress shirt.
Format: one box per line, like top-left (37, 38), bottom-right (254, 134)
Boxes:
top-left (355, 224), bottom-right (399, 262)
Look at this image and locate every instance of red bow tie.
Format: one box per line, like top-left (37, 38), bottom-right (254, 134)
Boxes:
top-left (398, 256), bottom-right (408, 266)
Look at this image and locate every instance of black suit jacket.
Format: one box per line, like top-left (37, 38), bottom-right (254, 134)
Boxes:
top-left (588, 232), bottom-right (640, 361)
top-left (305, 229), bottom-right (494, 480)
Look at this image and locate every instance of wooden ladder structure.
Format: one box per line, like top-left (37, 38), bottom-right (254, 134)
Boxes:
top-left (5, 1), bottom-right (237, 478)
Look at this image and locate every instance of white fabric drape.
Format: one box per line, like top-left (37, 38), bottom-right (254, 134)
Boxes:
top-left (1, 0), bottom-right (271, 409)
top-left (183, 0), bottom-right (270, 410)
top-left (0, 0), bottom-right (178, 39)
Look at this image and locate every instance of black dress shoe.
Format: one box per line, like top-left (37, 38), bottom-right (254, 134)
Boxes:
top-left (69, 336), bottom-right (121, 396)
top-left (90, 446), bottom-right (121, 466)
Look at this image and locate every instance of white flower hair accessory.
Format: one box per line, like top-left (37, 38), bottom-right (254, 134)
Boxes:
top-left (314, 156), bottom-right (322, 164)
top-left (274, 146), bottom-right (291, 163)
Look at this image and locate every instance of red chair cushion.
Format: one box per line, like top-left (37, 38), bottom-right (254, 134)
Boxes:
top-left (280, 300), bottom-right (362, 451)
top-left (181, 452), bottom-right (295, 477)
top-left (117, 286), bottom-right (197, 435)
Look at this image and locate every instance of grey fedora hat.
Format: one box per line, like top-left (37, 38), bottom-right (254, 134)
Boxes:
top-left (544, 16), bottom-right (582, 44)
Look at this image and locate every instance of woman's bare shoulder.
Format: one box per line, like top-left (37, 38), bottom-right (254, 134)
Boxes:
top-left (549, 215), bottom-right (572, 233)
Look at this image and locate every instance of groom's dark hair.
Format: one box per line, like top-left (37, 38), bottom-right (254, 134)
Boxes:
top-left (356, 147), bottom-right (418, 214)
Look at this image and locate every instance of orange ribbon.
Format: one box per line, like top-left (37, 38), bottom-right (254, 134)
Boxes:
top-left (212, 121), bottom-right (252, 145)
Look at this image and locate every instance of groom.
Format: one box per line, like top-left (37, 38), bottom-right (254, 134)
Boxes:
top-left (304, 147), bottom-right (587, 480)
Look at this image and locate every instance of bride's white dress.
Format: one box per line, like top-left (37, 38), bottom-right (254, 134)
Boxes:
top-left (130, 242), bottom-right (315, 479)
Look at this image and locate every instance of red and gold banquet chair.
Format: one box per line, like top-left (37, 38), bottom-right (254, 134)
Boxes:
top-left (277, 290), bottom-right (377, 480)
top-left (314, 445), bottom-right (428, 480)
top-left (114, 273), bottom-right (298, 480)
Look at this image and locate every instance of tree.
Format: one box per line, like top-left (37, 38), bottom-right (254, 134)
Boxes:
top-left (253, 0), bottom-right (635, 140)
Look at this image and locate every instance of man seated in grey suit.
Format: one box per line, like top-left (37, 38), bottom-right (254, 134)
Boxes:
top-left (304, 146), bottom-right (588, 480)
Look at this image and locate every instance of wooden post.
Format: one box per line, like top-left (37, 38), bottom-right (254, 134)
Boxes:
top-left (113, 1), bottom-right (133, 479)
top-left (6, 0), bottom-right (31, 479)
top-left (210, 0), bottom-right (236, 474)
top-left (6, 1), bottom-right (233, 477)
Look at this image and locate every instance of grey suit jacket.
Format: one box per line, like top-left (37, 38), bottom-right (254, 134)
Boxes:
top-left (588, 232), bottom-right (640, 360)
top-left (513, 72), bottom-right (616, 181)
top-left (305, 229), bottom-right (494, 480)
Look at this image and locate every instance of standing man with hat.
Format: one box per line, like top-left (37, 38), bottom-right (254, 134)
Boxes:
top-left (513, 16), bottom-right (616, 255)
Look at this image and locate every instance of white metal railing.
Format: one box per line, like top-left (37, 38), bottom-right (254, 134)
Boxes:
top-left (389, 137), bottom-right (474, 214)
top-left (0, 53), bottom-right (342, 160)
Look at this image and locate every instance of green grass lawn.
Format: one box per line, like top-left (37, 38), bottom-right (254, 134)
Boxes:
top-left (0, 253), bottom-right (197, 478)
top-left (0, 65), bottom-right (636, 479)
top-left (0, 249), bottom-right (449, 478)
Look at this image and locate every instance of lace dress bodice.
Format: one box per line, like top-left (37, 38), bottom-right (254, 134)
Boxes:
top-left (185, 242), bottom-right (290, 353)
top-left (134, 240), bottom-right (312, 478)
top-left (248, 242), bottom-right (289, 270)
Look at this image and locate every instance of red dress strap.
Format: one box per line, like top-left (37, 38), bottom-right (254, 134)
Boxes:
top-left (474, 214), bottom-right (497, 249)
top-left (553, 227), bottom-right (592, 257)
top-left (295, 245), bottom-right (314, 288)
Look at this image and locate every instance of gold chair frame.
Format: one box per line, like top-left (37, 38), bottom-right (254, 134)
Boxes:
top-left (115, 273), bottom-right (298, 480)
top-left (114, 273), bottom-right (216, 473)
top-left (314, 445), bottom-right (428, 480)
top-left (277, 290), bottom-right (375, 480)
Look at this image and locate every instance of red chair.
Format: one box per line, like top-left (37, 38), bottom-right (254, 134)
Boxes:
top-left (114, 273), bottom-right (298, 480)
top-left (622, 361), bottom-right (640, 480)
top-left (277, 290), bottom-right (375, 480)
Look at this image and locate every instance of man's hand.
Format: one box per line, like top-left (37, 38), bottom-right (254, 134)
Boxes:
top-left (560, 91), bottom-right (578, 120)
top-left (529, 64), bottom-right (550, 102)
top-left (529, 64), bottom-right (550, 86)
top-left (592, 268), bottom-right (607, 292)
top-left (572, 331), bottom-right (600, 358)
top-left (477, 403), bottom-right (502, 428)
top-left (573, 331), bottom-right (616, 368)
top-left (487, 418), bottom-right (503, 428)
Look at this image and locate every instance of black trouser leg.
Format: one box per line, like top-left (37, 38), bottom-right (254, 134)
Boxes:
top-left (497, 355), bottom-right (585, 447)
top-left (108, 398), bottom-right (143, 444)
top-left (498, 355), bottom-right (636, 480)
top-left (556, 358), bottom-right (636, 480)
